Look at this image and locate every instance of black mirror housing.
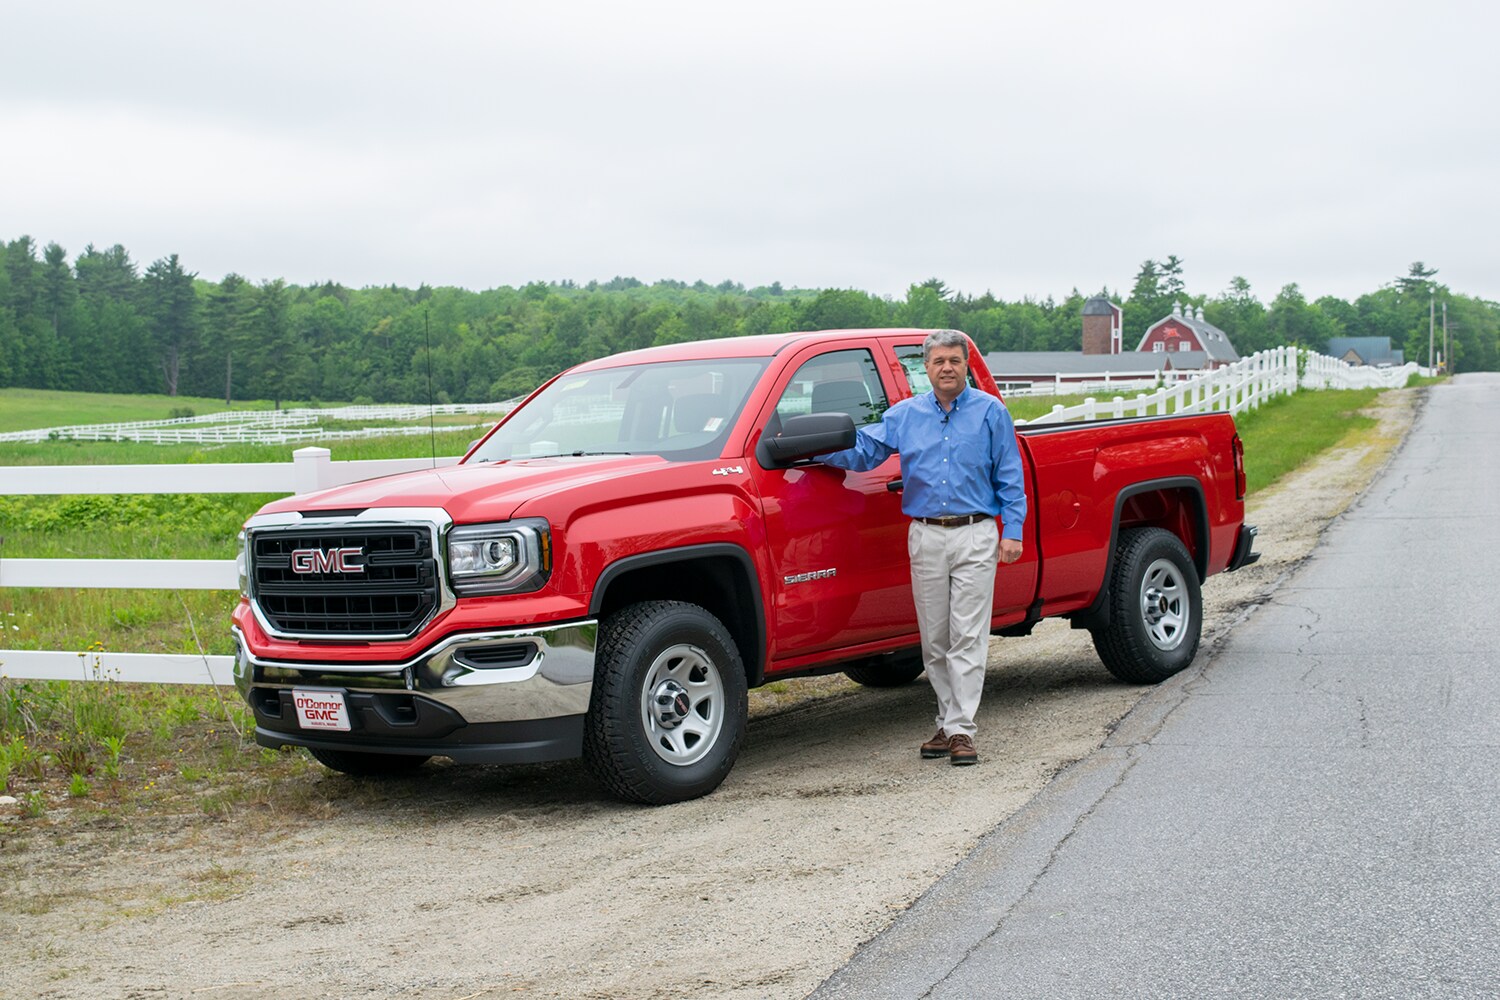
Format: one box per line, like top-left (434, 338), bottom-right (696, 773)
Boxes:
top-left (756, 412), bottom-right (857, 468)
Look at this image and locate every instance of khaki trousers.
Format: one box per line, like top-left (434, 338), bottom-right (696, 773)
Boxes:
top-left (907, 518), bottom-right (999, 740)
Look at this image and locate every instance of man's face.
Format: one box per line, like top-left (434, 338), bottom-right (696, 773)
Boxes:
top-left (924, 346), bottom-right (968, 397)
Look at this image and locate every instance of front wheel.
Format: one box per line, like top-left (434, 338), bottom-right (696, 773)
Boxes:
top-left (583, 601), bottom-right (748, 805)
top-left (1092, 527), bottom-right (1202, 684)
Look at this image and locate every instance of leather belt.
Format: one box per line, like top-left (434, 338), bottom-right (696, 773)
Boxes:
top-left (913, 513), bottom-right (991, 527)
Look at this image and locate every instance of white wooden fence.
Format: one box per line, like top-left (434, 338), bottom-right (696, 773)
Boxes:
top-left (0, 401), bottom-right (513, 445)
top-left (1016, 346), bottom-right (1422, 425)
top-left (0, 349), bottom-right (1425, 687)
top-left (0, 447), bottom-right (461, 686)
top-left (999, 375), bottom-right (1163, 397)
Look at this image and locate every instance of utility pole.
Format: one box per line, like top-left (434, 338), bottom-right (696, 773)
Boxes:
top-left (1428, 292), bottom-right (1435, 371)
top-left (1442, 301), bottom-right (1449, 375)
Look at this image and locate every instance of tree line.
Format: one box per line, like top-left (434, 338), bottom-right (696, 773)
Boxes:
top-left (1, 236), bottom-right (1494, 406)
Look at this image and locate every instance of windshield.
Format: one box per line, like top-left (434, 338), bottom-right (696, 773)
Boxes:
top-left (467, 357), bottom-right (770, 463)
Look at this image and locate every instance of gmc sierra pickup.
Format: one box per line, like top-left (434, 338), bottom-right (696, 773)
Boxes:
top-left (232, 328), bottom-right (1257, 803)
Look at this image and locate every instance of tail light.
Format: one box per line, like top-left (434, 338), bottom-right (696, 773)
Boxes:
top-left (1232, 433), bottom-right (1247, 500)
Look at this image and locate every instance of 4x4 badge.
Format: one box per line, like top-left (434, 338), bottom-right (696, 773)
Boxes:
top-left (712, 466), bottom-right (744, 476)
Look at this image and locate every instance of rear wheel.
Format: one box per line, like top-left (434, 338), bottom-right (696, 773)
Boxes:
top-left (1092, 527), bottom-right (1202, 684)
top-left (843, 649), bottom-right (925, 687)
top-left (583, 601), bottom-right (748, 805)
top-left (308, 747), bottom-right (430, 775)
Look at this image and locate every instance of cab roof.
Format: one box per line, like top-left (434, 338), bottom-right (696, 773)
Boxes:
top-left (569, 328), bottom-right (951, 370)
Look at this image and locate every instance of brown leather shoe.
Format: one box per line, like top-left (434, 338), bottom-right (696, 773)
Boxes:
top-left (920, 729), bottom-right (950, 758)
top-left (948, 734), bottom-right (978, 766)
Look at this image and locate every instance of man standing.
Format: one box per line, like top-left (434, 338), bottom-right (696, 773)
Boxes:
top-left (820, 330), bottom-right (1026, 765)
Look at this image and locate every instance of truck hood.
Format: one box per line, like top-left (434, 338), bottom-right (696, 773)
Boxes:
top-left (258, 454), bottom-right (669, 524)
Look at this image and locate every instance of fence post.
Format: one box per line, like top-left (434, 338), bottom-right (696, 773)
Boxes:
top-left (293, 446), bottom-right (333, 495)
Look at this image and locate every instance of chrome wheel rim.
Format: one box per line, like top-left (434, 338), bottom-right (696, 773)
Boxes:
top-left (1140, 557), bottom-right (1189, 651)
top-left (639, 643), bottom-right (725, 766)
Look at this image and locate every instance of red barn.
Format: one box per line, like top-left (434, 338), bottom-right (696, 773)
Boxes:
top-left (1136, 302), bottom-right (1239, 368)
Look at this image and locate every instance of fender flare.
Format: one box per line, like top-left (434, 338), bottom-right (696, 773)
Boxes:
top-left (588, 542), bottom-right (768, 685)
top-left (1069, 476), bottom-right (1208, 633)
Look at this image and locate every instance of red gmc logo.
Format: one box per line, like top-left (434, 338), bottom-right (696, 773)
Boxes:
top-left (290, 547), bottom-right (365, 574)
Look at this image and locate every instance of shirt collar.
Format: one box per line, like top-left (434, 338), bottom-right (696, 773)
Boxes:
top-left (929, 385), bottom-right (971, 414)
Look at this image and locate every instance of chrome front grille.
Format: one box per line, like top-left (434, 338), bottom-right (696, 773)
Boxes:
top-left (251, 525), bottom-right (439, 638)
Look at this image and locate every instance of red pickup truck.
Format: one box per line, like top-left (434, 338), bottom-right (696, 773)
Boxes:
top-left (232, 329), bottom-right (1257, 803)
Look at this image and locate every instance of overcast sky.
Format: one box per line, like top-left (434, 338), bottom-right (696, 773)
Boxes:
top-left (3, 1), bottom-right (1495, 305)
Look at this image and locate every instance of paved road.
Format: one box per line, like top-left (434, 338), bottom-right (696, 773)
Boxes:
top-left (813, 375), bottom-right (1500, 1000)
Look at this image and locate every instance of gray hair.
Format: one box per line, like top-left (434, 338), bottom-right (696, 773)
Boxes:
top-left (922, 329), bottom-right (969, 362)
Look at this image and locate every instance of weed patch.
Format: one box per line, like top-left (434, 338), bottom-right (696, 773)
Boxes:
top-left (1232, 388), bottom-right (1381, 494)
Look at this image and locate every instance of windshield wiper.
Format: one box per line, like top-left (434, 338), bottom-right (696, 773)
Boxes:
top-left (570, 450), bottom-right (632, 456)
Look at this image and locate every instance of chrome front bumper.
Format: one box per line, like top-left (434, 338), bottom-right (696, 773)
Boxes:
top-left (232, 620), bottom-right (598, 725)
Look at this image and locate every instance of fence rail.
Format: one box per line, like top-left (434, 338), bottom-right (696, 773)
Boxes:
top-left (0, 400), bottom-right (513, 445)
top-left (1, 447), bottom-right (460, 496)
top-left (2, 650), bottom-right (232, 686)
top-left (999, 375), bottom-right (1164, 397)
top-left (0, 349), bottom-right (1426, 686)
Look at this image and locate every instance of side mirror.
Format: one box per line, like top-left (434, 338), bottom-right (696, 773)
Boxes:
top-left (756, 413), bottom-right (857, 469)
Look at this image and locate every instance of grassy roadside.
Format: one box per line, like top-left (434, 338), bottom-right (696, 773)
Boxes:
top-left (1233, 387), bottom-right (1382, 494)
top-left (0, 384), bottom-right (1413, 839)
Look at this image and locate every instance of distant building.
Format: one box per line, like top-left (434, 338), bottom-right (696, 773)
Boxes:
top-left (981, 349), bottom-right (1208, 392)
top-left (1327, 337), bottom-right (1403, 367)
top-left (1136, 302), bottom-right (1240, 368)
top-left (1082, 296), bottom-right (1123, 355)
top-left (984, 298), bottom-right (1239, 390)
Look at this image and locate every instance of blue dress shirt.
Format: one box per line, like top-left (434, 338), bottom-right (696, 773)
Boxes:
top-left (820, 386), bottom-right (1028, 540)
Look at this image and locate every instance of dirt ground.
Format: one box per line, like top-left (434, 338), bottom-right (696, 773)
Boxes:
top-left (0, 390), bottom-right (1420, 1000)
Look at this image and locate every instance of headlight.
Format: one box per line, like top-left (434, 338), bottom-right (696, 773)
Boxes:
top-left (447, 518), bottom-right (551, 595)
top-left (237, 529), bottom-right (249, 597)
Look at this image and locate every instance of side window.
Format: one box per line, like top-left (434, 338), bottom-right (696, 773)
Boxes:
top-left (893, 345), bottom-right (979, 396)
top-left (775, 349), bottom-right (888, 427)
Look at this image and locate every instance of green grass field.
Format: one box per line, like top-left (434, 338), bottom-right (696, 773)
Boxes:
top-left (0, 426), bottom-right (481, 467)
top-left (0, 383), bottom-right (1394, 656)
top-left (0, 387), bottom-right (291, 433)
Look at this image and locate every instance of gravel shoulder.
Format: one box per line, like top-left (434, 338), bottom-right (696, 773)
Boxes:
top-left (1, 389), bottom-right (1421, 1000)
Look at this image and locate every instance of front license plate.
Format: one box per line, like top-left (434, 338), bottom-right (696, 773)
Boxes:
top-left (292, 689), bottom-right (352, 732)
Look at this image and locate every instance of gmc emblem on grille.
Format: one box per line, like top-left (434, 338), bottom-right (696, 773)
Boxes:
top-left (290, 547), bottom-right (365, 574)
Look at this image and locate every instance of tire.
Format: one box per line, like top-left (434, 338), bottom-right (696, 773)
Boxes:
top-left (1092, 527), bottom-right (1202, 684)
top-left (843, 649), bottom-right (925, 687)
top-left (308, 747), bottom-right (431, 775)
top-left (583, 601), bottom-right (748, 805)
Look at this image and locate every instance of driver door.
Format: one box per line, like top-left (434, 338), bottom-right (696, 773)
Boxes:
top-left (747, 344), bottom-right (915, 662)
